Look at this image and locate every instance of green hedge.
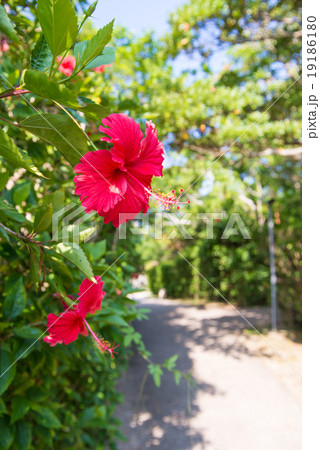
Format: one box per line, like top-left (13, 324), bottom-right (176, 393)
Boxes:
top-left (147, 265), bottom-right (162, 296)
top-left (147, 259), bottom-right (193, 298)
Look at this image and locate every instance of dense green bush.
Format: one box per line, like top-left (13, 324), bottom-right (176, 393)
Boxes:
top-left (197, 220), bottom-right (270, 306)
top-left (146, 265), bottom-right (161, 296)
top-left (0, 262), bottom-right (137, 449)
top-left (161, 260), bottom-right (193, 298)
top-left (147, 260), bottom-right (193, 298)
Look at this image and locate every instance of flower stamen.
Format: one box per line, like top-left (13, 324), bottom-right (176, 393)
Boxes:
top-left (147, 186), bottom-right (190, 210)
top-left (84, 319), bottom-right (119, 358)
top-left (128, 173), bottom-right (190, 210)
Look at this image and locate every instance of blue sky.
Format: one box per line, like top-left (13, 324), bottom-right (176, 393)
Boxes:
top-left (91, 0), bottom-right (187, 36)
top-left (90, 0), bottom-right (229, 76)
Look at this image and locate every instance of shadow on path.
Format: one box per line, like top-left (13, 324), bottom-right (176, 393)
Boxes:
top-left (115, 299), bottom-right (270, 450)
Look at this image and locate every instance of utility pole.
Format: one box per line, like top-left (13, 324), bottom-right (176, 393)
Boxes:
top-left (267, 199), bottom-right (277, 331)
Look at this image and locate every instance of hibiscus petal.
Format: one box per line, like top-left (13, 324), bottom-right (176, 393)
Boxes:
top-left (129, 120), bottom-right (164, 178)
top-left (44, 310), bottom-right (88, 346)
top-left (77, 276), bottom-right (106, 316)
top-left (57, 55), bottom-right (76, 77)
top-left (74, 149), bottom-right (127, 215)
top-left (101, 177), bottom-right (150, 227)
top-left (99, 114), bottom-right (143, 163)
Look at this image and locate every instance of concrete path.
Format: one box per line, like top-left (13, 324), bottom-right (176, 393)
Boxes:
top-left (115, 293), bottom-right (301, 450)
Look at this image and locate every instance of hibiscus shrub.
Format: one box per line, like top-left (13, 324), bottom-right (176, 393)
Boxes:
top-left (0, 1), bottom-right (183, 448)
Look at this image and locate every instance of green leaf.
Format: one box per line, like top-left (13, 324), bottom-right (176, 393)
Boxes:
top-left (21, 70), bottom-right (79, 108)
top-left (78, 97), bottom-right (109, 120)
top-left (32, 405), bottom-right (61, 429)
top-left (0, 4), bottom-right (19, 43)
top-left (37, 0), bottom-right (78, 59)
top-left (164, 354), bottom-right (178, 370)
top-left (15, 421), bottom-right (32, 450)
top-left (153, 371), bottom-right (162, 388)
top-left (15, 341), bottom-right (37, 361)
top-left (30, 247), bottom-right (42, 284)
top-left (173, 369), bottom-right (182, 385)
top-left (0, 398), bottom-right (7, 415)
top-left (31, 33), bottom-right (53, 71)
top-left (26, 386), bottom-right (47, 402)
top-left (14, 326), bottom-right (43, 340)
top-left (10, 396), bottom-right (30, 424)
top-left (3, 275), bottom-right (27, 320)
top-left (74, 20), bottom-right (114, 70)
top-left (33, 205), bottom-right (53, 233)
top-left (135, 307), bottom-right (151, 321)
top-left (123, 333), bottom-right (134, 347)
top-left (0, 349), bottom-right (16, 395)
top-left (0, 198), bottom-right (26, 223)
top-left (0, 417), bottom-right (14, 450)
top-left (30, 248), bottom-right (41, 285)
top-left (13, 181), bottom-right (31, 205)
top-left (35, 425), bottom-right (53, 447)
top-left (52, 189), bottom-right (65, 214)
top-left (0, 224), bottom-right (10, 243)
top-left (78, 405), bottom-right (108, 429)
top-left (87, 239), bottom-right (106, 261)
top-left (99, 314), bottom-right (129, 328)
top-left (52, 242), bottom-right (94, 281)
top-left (20, 113), bottom-right (88, 166)
top-left (84, 47), bottom-right (116, 69)
top-left (148, 364), bottom-right (163, 387)
top-left (0, 129), bottom-right (45, 177)
top-left (48, 256), bottom-right (73, 279)
top-left (18, 149), bottom-right (46, 178)
top-left (0, 172), bottom-right (9, 191)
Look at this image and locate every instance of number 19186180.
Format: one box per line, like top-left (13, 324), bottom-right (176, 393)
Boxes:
top-left (307, 16), bottom-right (317, 78)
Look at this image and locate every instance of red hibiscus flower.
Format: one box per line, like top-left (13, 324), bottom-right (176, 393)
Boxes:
top-left (44, 309), bottom-right (88, 346)
top-left (1, 41), bottom-right (9, 53)
top-left (94, 65), bottom-right (105, 73)
top-left (43, 276), bottom-right (118, 358)
top-left (74, 114), bottom-right (189, 227)
top-left (93, 65), bottom-right (105, 73)
top-left (56, 55), bottom-right (76, 77)
top-left (93, 63), bottom-right (113, 73)
top-left (77, 276), bottom-right (105, 315)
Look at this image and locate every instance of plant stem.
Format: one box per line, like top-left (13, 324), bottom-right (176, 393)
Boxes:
top-left (57, 68), bottom-right (83, 84)
top-left (0, 89), bottom-right (30, 99)
top-left (49, 55), bottom-right (56, 79)
top-left (0, 223), bottom-right (26, 240)
top-left (0, 116), bottom-right (20, 127)
top-left (133, 368), bottom-right (149, 413)
top-left (0, 223), bottom-right (49, 248)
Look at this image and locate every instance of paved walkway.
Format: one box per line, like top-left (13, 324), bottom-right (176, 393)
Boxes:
top-left (115, 293), bottom-right (301, 450)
